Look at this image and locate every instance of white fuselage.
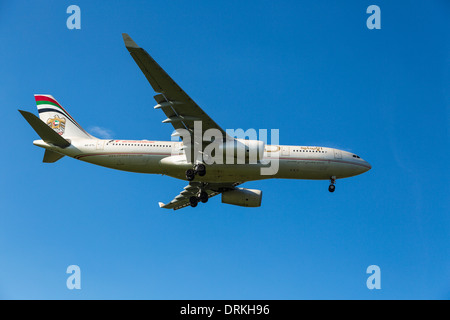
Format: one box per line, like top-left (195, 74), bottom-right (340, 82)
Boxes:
top-left (34, 138), bottom-right (371, 183)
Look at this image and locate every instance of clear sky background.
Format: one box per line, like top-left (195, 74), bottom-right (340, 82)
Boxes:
top-left (0, 0), bottom-right (448, 299)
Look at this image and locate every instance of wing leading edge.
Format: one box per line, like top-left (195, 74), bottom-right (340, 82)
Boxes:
top-left (122, 33), bottom-right (229, 139)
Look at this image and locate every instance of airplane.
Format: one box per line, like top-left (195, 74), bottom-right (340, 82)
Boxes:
top-left (19, 33), bottom-right (371, 210)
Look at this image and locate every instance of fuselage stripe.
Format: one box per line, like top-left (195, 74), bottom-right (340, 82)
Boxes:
top-left (74, 152), bottom-right (172, 160)
top-left (73, 152), bottom-right (370, 168)
top-left (273, 157), bottom-right (371, 169)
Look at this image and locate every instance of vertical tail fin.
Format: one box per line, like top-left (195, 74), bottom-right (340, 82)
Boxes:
top-left (34, 94), bottom-right (92, 139)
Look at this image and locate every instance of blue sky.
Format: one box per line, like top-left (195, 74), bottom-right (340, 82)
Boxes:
top-left (0, 0), bottom-right (448, 299)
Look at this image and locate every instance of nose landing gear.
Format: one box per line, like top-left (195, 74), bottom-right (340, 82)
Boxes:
top-left (328, 176), bottom-right (336, 193)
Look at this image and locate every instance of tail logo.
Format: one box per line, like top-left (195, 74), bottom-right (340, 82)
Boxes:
top-left (47, 115), bottom-right (66, 135)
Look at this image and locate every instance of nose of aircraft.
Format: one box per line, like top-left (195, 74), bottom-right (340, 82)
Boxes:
top-left (363, 160), bottom-right (372, 172)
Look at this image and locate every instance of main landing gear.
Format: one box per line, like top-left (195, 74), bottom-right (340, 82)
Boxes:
top-left (328, 176), bottom-right (336, 193)
top-left (189, 190), bottom-right (209, 208)
top-left (185, 163), bottom-right (206, 181)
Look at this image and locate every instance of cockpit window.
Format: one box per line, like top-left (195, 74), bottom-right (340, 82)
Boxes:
top-left (352, 154), bottom-right (361, 159)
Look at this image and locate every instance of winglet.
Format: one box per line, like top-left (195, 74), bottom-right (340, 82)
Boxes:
top-left (158, 202), bottom-right (166, 208)
top-left (122, 33), bottom-right (139, 49)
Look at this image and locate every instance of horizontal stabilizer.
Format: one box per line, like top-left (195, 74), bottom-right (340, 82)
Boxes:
top-left (19, 110), bottom-right (70, 148)
top-left (43, 150), bottom-right (65, 163)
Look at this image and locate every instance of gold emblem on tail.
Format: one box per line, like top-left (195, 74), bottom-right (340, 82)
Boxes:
top-left (47, 115), bottom-right (66, 135)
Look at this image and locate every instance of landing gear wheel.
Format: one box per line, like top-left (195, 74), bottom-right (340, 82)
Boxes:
top-left (186, 169), bottom-right (195, 181)
top-left (198, 191), bottom-right (208, 203)
top-left (328, 176), bottom-right (336, 193)
top-left (196, 164), bottom-right (206, 177)
top-left (189, 196), bottom-right (198, 207)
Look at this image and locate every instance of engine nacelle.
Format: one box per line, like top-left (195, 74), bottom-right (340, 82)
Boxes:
top-left (217, 139), bottom-right (265, 163)
top-left (221, 188), bottom-right (262, 207)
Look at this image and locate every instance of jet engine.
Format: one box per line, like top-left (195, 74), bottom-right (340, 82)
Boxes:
top-left (221, 188), bottom-right (262, 207)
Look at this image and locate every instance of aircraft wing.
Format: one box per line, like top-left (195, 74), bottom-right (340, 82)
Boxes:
top-left (159, 182), bottom-right (241, 210)
top-left (122, 33), bottom-right (230, 146)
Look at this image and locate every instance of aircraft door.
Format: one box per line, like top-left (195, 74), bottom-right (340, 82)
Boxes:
top-left (281, 146), bottom-right (290, 156)
top-left (334, 149), bottom-right (342, 159)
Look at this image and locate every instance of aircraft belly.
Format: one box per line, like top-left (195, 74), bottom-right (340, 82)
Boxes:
top-left (161, 158), bottom-right (357, 182)
top-left (162, 162), bottom-right (270, 183)
top-left (77, 154), bottom-right (164, 174)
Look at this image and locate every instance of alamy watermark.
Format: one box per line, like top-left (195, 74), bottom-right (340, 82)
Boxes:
top-left (366, 5), bottom-right (381, 30)
top-left (66, 265), bottom-right (81, 290)
top-left (66, 5), bottom-right (81, 30)
top-left (170, 122), bottom-right (280, 175)
top-left (366, 265), bottom-right (381, 290)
